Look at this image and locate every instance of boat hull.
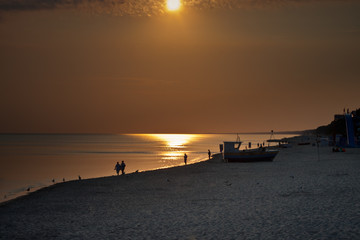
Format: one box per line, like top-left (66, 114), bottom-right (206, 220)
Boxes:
top-left (224, 151), bottom-right (279, 162)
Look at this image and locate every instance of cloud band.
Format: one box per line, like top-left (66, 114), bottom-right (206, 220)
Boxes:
top-left (0, 0), bottom-right (357, 16)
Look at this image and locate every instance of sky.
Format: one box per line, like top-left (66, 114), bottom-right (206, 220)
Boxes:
top-left (0, 0), bottom-right (359, 134)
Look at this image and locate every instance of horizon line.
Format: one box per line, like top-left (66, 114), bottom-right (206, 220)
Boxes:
top-left (0, 131), bottom-right (305, 135)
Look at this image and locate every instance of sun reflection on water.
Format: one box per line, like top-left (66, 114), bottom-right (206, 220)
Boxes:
top-left (161, 151), bottom-right (184, 161)
top-left (149, 134), bottom-right (198, 148)
top-left (132, 134), bottom-right (199, 166)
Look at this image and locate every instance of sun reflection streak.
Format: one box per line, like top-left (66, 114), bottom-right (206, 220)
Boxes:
top-left (128, 134), bottom-right (200, 167)
top-left (149, 134), bottom-right (198, 148)
top-left (161, 151), bottom-right (183, 161)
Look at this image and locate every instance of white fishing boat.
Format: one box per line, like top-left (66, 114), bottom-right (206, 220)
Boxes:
top-left (223, 135), bottom-right (279, 162)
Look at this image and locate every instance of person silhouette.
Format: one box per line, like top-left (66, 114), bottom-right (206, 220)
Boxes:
top-left (114, 162), bottom-right (121, 175)
top-left (208, 149), bottom-right (211, 159)
top-left (184, 153), bottom-right (188, 165)
top-left (120, 161), bottom-right (126, 175)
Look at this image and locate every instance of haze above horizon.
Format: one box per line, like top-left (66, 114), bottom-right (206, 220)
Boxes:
top-left (0, 0), bottom-right (359, 134)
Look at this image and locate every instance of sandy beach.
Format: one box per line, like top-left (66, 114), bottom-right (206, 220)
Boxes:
top-left (1, 143), bottom-right (360, 239)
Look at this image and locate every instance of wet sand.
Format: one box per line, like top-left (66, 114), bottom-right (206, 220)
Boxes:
top-left (1, 144), bottom-right (360, 239)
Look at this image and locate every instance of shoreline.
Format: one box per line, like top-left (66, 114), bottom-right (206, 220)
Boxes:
top-left (0, 156), bottom-right (215, 207)
top-left (2, 146), bottom-right (360, 239)
top-left (1, 133), bottom-right (298, 203)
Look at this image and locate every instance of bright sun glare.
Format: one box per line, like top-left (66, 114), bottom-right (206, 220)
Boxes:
top-left (167, 0), bottom-right (181, 11)
top-left (150, 134), bottom-right (196, 148)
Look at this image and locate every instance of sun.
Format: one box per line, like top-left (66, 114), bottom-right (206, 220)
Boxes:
top-left (167, 0), bottom-right (181, 11)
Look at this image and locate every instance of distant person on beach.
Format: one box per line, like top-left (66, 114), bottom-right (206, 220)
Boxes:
top-left (208, 149), bottom-right (211, 159)
top-left (120, 161), bottom-right (126, 175)
top-left (115, 162), bottom-right (121, 175)
top-left (184, 153), bottom-right (188, 165)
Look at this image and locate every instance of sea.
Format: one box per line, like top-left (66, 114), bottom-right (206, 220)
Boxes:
top-left (0, 133), bottom-right (297, 202)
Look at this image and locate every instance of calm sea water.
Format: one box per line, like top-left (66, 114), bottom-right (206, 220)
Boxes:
top-left (0, 133), bottom-right (296, 202)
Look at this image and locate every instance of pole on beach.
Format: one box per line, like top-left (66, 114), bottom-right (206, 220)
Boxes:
top-left (316, 134), bottom-right (320, 161)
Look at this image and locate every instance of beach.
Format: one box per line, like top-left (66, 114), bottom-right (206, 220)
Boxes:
top-left (1, 143), bottom-right (360, 239)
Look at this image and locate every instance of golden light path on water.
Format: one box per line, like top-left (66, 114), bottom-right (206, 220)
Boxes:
top-left (138, 134), bottom-right (200, 165)
top-left (149, 134), bottom-right (197, 148)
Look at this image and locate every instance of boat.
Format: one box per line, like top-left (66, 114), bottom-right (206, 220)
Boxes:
top-left (267, 139), bottom-right (291, 148)
top-left (266, 130), bottom-right (292, 148)
top-left (223, 138), bottom-right (279, 162)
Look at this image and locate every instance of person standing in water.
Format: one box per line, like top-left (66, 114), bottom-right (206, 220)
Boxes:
top-left (184, 153), bottom-right (188, 165)
top-left (208, 149), bottom-right (211, 159)
top-left (114, 162), bottom-right (121, 175)
top-left (120, 161), bottom-right (126, 175)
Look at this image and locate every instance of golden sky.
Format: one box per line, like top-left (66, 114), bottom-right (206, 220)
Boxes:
top-left (0, 0), bottom-right (359, 133)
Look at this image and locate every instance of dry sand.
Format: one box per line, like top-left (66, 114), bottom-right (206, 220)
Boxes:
top-left (1, 144), bottom-right (360, 239)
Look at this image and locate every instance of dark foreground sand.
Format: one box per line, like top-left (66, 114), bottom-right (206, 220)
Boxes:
top-left (1, 144), bottom-right (360, 239)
